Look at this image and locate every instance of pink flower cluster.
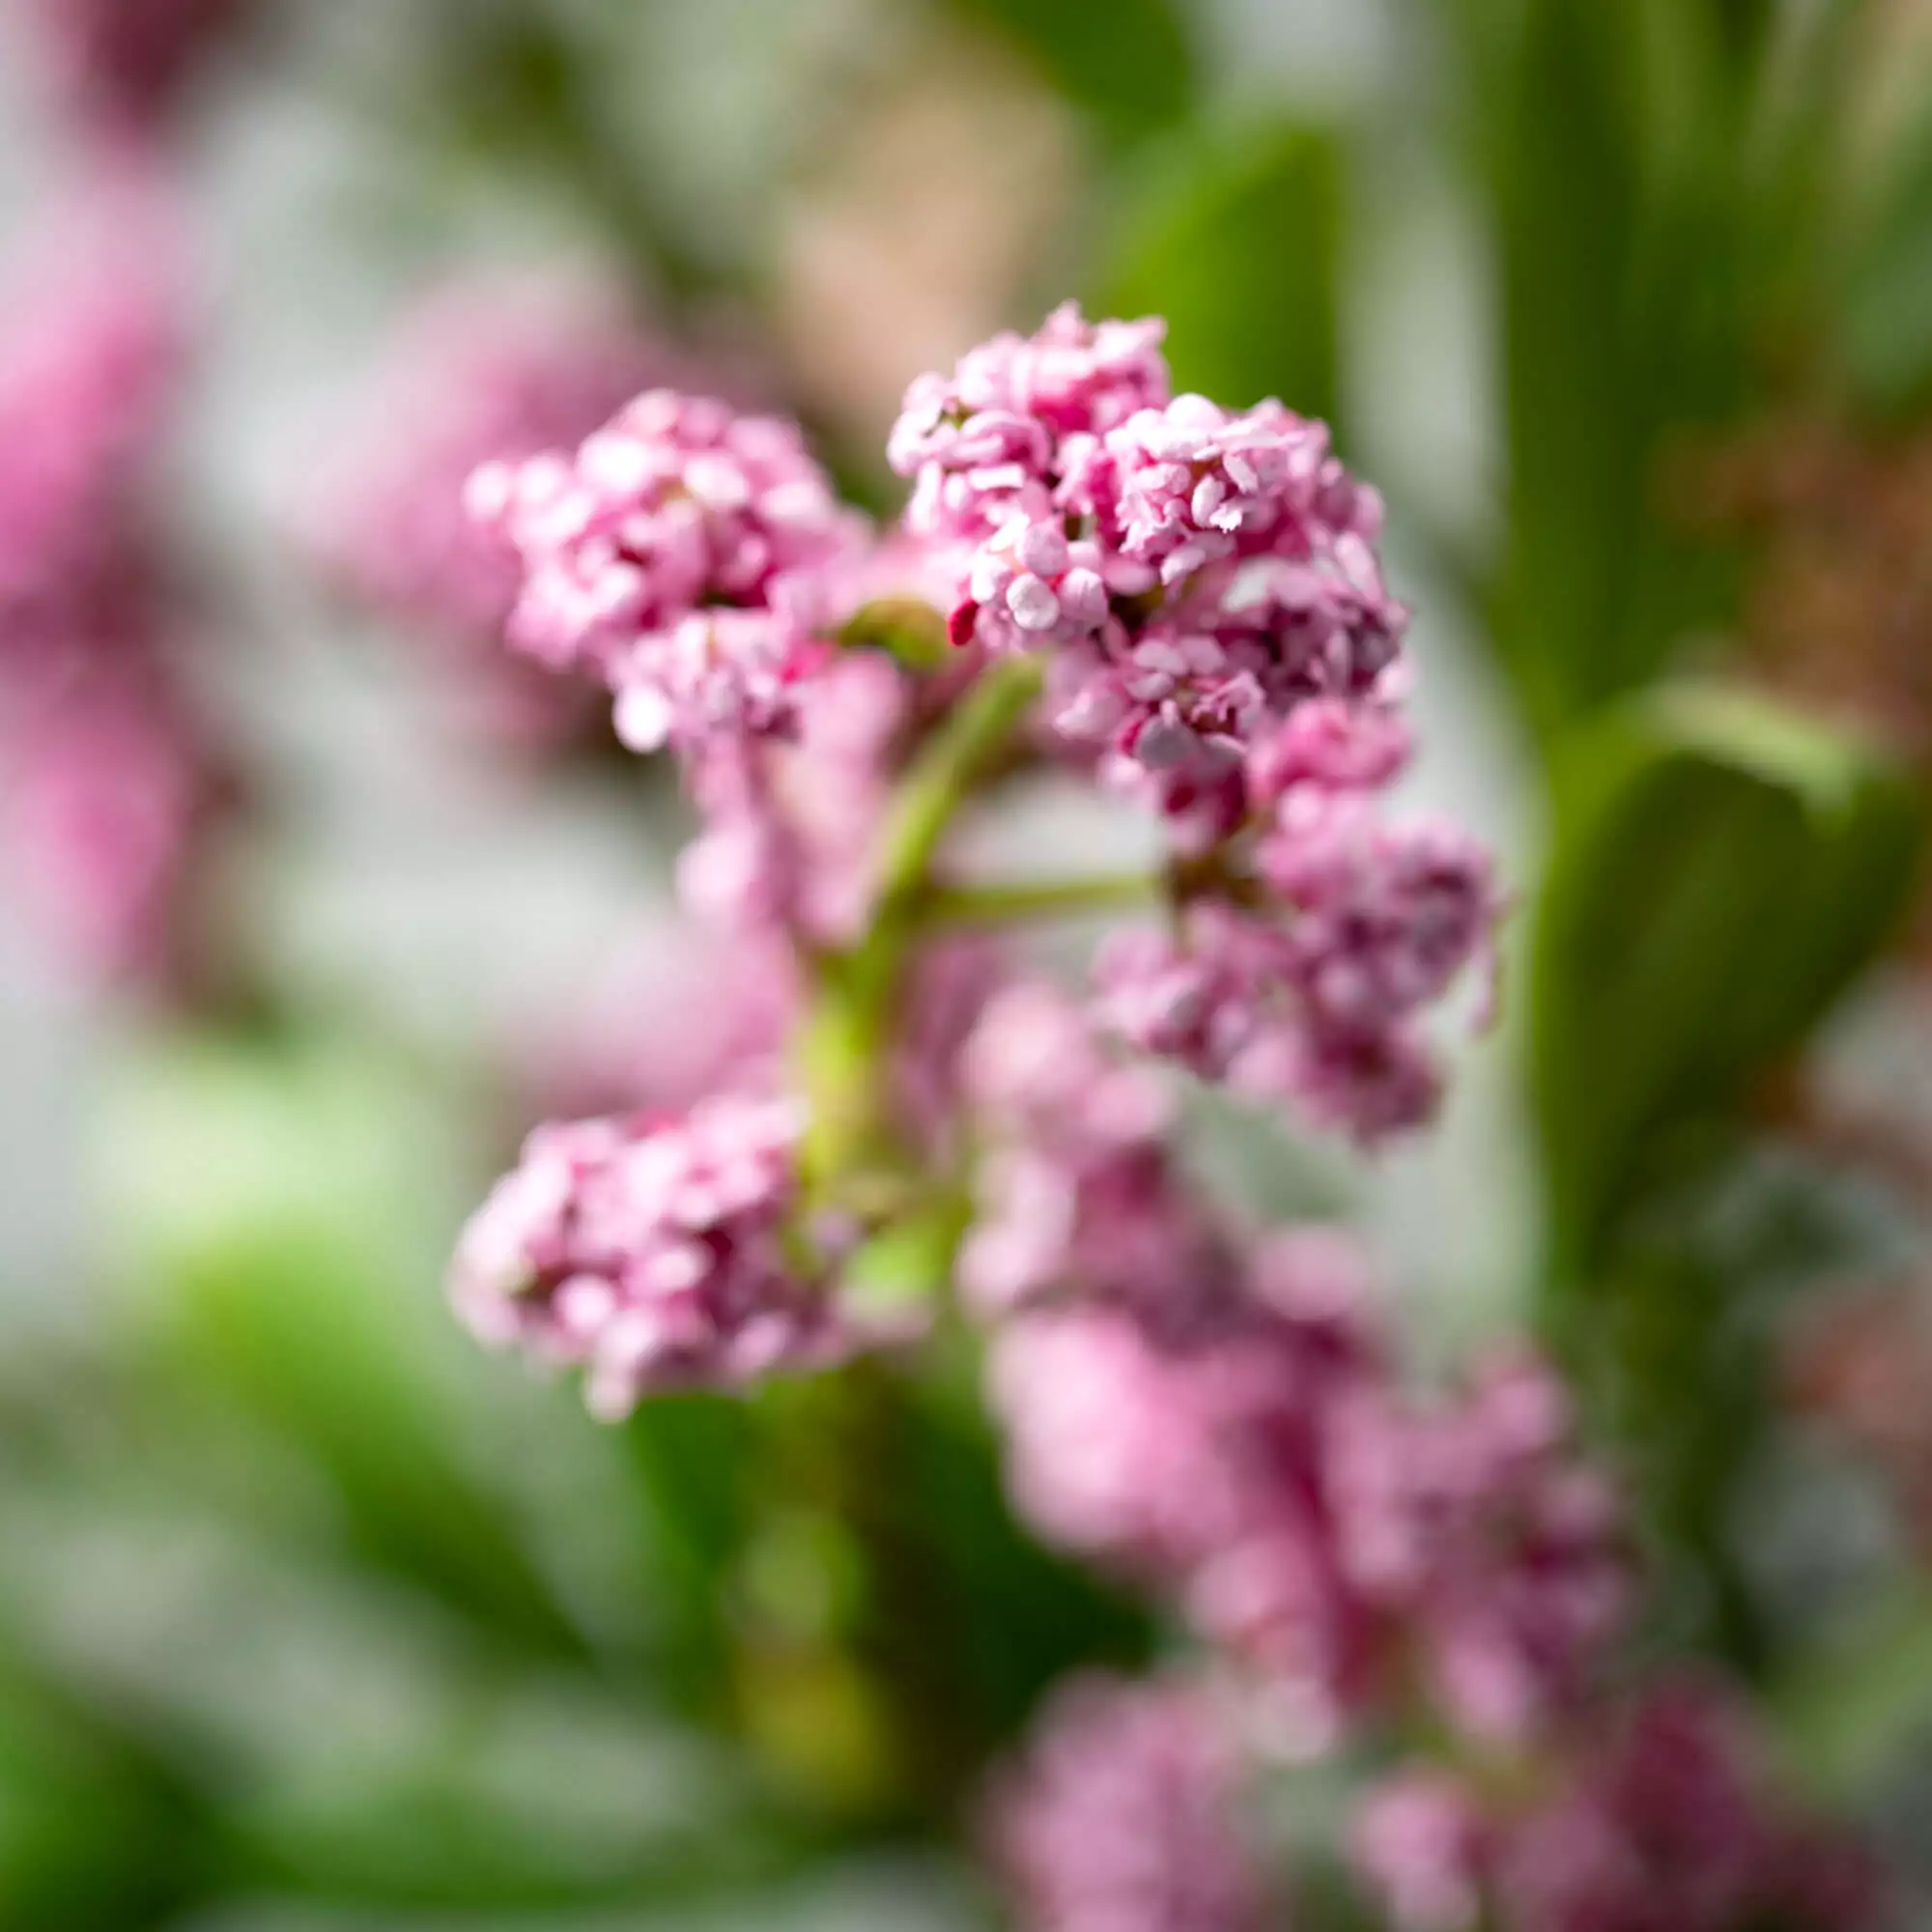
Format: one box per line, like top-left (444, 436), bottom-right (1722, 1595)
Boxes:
top-left (1353, 1683), bottom-right (1882, 1932)
top-left (997, 1670), bottom-right (1880, 1932)
top-left (450, 1094), bottom-right (848, 1418)
top-left (675, 648), bottom-right (912, 945)
top-left (987, 1212), bottom-right (1624, 1752)
top-left (0, 187), bottom-right (220, 987)
top-left (987, 1674), bottom-right (1266, 1932)
top-left (890, 312), bottom-right (1491, 1141)
top-left (889, 306), bottom-right (1404, 811)
top-left (468, 390), bottom-right (866, 754)
top-left (463, 306), bottom-right (1497, 1141)
top-left (957, 980), bottom-right (1241, 1335)
top-left (303, 279), bottom-right (684, 744)
top-left (1095, 729), bottom-right (1498, 1144)
top-left (18, 0), bottom-right (243, 132)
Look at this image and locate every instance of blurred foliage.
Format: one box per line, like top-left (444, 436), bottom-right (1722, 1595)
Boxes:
top-left (1096, 120), bottom-right (1341, 427)
top-left (1838, 96), bottom-right (1932, 416)
top-left (943, 0), bottom-right (1195, 149)
top-left (1532, 686), bottom-right (1921, 1287)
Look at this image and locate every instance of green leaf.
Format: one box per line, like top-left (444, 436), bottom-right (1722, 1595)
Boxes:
top-left (1094, 121), bottom-right (1341, 429)
top-left (1776, 1579), bottom-right (1932, 1802)
top-left (98, 1038), bottom-right (590, 1662)
top-left (944, 0), bottom-right (1194, 148)
top-left (1531, 685), bottom-right (1922, 1283)
top-left (1837, 93), bottom-right (1932, 414)
top-left (0, 1658), bottom-right (213, 1932)
top-left (1486, 0), bottom-right (1765, 738)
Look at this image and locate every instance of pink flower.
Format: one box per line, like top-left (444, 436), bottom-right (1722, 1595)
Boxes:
top-left (1352, 1773), bottom-right (1490, 1932)
top-left (889, 302), bottom-right (1170, 541)
top-left (0, 180), bottom-right (218, 991)
top-left (1330, 1354), bottom-right (1630, 1743)
top-left (468, 390), bottom-right (866, 750)
top-left (1094, 800), bottom-right (1498, 1146)
top-left (958, 980), bottom-right (1243, 1333)
top-left (0, 660), bottom-right (213, 985)
top-left (0, 188), bottom-right (185, 662)
top-left (1069, 394), bottom-right (1385, 582)
top-left (986, 1233), bottom-right (1394, 1745)
top-left (950, 511), bottom-right (1111, 656)
top-left (449, 1094), bottom-right (847, 1414)
top-left (1498, 1683), bottom-right (1884, 1932)
top-left (987, 1306), bottom-right (1251, 1572)
top-left (675, 648), bottom-right (911, 944)
top-left (1246, 694), bottom-right (1413, 804)
top-left (1260, 793), bottom-right (1499, 1030)
top-left (959, 979), bottom-right (1174, 1151)
top-left (987, 1673), bottom-right (1265, 1932)
top-left (1354, 1690), bottom-right (1887, 1932)
top-left (1048, 558), bottom-right (1408, 810)
top-left (19, 0), bottom-right (242, 130)
top-left (1095, 905), bottom-right (1446, 1145)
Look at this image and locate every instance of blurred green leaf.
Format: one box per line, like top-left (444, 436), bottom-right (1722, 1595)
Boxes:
top-left (0, 1654), bottom-right (215, 1932)
top-left (1094, 121), bottom-right (1341, 427)
top-left (619, 1394), bottom-right (753, 1721)
top-left (1484, 0), bottom-right (1765, 737)
top-left (1776, 1579), bottom-right (1932, 1801)
top-left (945, 0), bottom-right (1194, 147)
top-left (903, 1347), bottom-right (1151, 1752)
top-left (99, 1038), bottom-right (590, 1662)
top-left (1837, 95), bottom-right (1932, 414)
top-left (232, 1704), bottom-right (798, 1915)
top-left (1531, 685), bottom-right (1921, 1284)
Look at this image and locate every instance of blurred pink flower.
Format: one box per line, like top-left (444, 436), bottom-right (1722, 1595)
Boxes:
top-left (1, 660), bottom-right (213, 983)
top-left (988, 1673), bottom-right (1266, 1932)
top-left (17, 0), bottom-right (243, 131)
top-left (451, 1093), bottom-right (852, 1415)
top-left (0, 175), bottom-right (220, 991)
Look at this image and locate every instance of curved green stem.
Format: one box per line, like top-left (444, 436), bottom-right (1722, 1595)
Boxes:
top-left (798, 659), bottom-right (1044, 1201)
top-left (921, 871), bottom-right (1163, 927)
top-left (867, 659), bottom-right (1045, 952)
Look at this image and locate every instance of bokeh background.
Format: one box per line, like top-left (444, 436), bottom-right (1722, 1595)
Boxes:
top-left (4, 0), bottom-right (1932, 1924)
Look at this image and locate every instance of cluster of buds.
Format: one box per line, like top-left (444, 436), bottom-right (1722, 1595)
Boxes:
top-left (443, 306), bottom-right (1878, 1929)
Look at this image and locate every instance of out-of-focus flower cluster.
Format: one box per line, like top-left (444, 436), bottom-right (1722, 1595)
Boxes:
top-left (440, 306), bottom-right (1880, 1932)
top-left (987, 1673), bottom-right (1269, 1932)
top-left (988, 1229), bottom-right (1625, 1752)
top-left (0, 185), bottom-right (226, 987)
top-left (1351, 1681), bottom-right (1881, 1932)
top-left (15, 0), bottom-right (244, 134)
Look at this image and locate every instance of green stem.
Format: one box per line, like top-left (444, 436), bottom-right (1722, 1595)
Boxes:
top-left (922, 871), bottom-right (1163, 927)
top-left (798, 659), bottom-right (1044, 1199)
top-left (868, 659), bottom-right (1045, 950)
